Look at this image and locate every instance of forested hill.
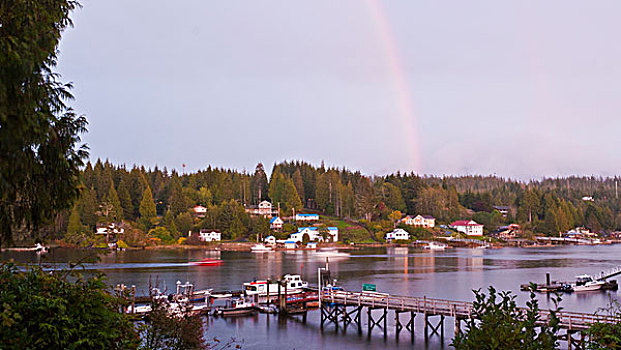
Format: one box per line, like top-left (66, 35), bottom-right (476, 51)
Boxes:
top-left (57, 159), bottom-right (621, 244)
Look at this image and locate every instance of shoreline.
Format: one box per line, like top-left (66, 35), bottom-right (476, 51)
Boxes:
top-left (12, 239), bottom-right (614, 253)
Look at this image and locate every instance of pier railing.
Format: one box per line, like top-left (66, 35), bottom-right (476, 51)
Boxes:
top-left (323, 289), bottom-right (620, 331)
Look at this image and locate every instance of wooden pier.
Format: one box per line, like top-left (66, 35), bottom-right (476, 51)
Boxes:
top-left (320, 289), bottom-right (620, 349)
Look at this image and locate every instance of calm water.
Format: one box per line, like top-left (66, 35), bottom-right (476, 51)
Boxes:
top-left (4, 245), bottom-right (621, 349)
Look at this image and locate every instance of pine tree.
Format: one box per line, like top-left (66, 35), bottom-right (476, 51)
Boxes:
top-left (79, 187), bottom-right (98, 229)
top-left (117, 178), bottom-right (133, 220)
top-left (292, 169), bottom-right (305, 204)
top-left (104, 182), bottom-right (123, 222)
top-left (139, 185), bottom-right (157, 220)
top-left (67, 205), bottom-right (84, 235)
top-left (252, 163), bottom-right (269, 203)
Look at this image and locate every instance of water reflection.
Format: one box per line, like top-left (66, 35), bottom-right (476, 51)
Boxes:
top-left (3, 245), bottom-right (621, 349)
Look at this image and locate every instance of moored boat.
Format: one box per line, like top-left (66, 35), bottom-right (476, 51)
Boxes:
top-left (572, 275), bottom-right (606, 292)
top-left (251, 243), bottom-right (273, 252)
top-left (214, 296), bottom-right (256, 316)
top-left (243, 274), bottom-right (309, 297)
top-left (424, 241), bottom-right (448, 250)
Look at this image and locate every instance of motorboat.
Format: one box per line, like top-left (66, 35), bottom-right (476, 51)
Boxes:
top-left (423, 241), bottom-right (448, 250)
top-left (190, 258), bottom-right (223, 266)
top-left (315, 248), bottom-right (350, 258)
top-left (251, 244), bottom-right (273, 252)
top-left (213, 296), bottom-right (256, 317)
top-left (243, 274), bottom-right (309, 297)
top-left (572, 275), bottom-right (606, 292)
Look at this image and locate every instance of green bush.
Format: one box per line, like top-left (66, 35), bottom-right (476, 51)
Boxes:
top-left (0, 263), bottom-right (138, 349)
top-left (452, 287), bottom-right (561, 350)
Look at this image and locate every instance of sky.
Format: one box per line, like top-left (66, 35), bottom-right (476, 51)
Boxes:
top-left (57, 0), bottom-right (621, 180)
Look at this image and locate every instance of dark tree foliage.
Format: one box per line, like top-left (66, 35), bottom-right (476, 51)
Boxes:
top-left (587, 301), bottom-right (621, 350)
top-left (0, 263), bottom-right (139, 349)
top-left (0, 0), bottom-right (88, 246)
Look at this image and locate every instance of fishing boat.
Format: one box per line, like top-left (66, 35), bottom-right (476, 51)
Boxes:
top-left (250, 243), bottom-right (273, 252)
top-left (572, 275), bottom-right (606, 292)
top-left (190, 258), bottom-right (223, 266)
top-left (213, 296), bottom-right (256, 316)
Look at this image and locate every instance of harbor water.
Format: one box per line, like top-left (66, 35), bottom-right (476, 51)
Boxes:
top-left (3, 244), bottom-right (621, 349)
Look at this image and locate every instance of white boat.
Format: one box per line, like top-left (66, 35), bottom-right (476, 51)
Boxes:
top-left (251, 244), bottom-right (273, 252)
top-left (572, 275), bottom-right (606, 292)
top-left (423, 242), bottom-right (448, 250)
top-left (243, 274), bottom-right (308, 297)
top-left (214, 296), bottom-right (256, 316)
top-left (315, 248), bottom-right (350, 258)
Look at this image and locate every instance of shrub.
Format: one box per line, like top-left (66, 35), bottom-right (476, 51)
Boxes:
top-left (452, 286), bottom-right (561, 350)
top-left (0, 263), bottom-right (139, 349)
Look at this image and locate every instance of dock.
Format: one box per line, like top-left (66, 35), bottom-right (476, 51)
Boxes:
top-left (319, 289), bottom-right (620, 349)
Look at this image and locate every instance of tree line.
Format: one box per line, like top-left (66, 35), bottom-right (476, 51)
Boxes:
top-left (45, 160), bottom-right (621, 245)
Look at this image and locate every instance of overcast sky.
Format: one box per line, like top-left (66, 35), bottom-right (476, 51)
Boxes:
top-left (57, 0), bottom-right (621, 179)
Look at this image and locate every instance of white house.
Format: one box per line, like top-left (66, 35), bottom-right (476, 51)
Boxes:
top-left (189, 229), bottom-right (221, 242)
top-left (400, 215), bottom-right (435, 228)
top-left (192, 205), bottom-right (207, 218)
top-left (95, 223), bottom-right (124, 242)
top-left (450, 220), bottom-right (484, 236)
top-left (385, 228), bottom-right (410, 242)
top-left (289, 227), bottom-right (338, 242)
top-left (295, 213), bottom-right (319, 222)
top-left (264, 235), bottom-right (277, 245)
top-left (270, 216), bottom-right (284, 230)
top-left (245, 200), bottom-right (278, 217)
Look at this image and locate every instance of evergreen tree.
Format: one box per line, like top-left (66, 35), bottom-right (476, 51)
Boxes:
top-left (79, 187), bottom-right (98, 229)
top-left (117, 178), bottom-right (133, 220)
top-left (0, 0), bottom-right (88, 245)
top-left (292, 169), bottom-right (305, 204)
top-left (104, 182), bottom-right (122, 222)
top-left (67, 205), bottom-right (84, 235)
top-left (139, 185), bottom-right (157, 220)
top-left (252, 163), bottom-right (269, 203)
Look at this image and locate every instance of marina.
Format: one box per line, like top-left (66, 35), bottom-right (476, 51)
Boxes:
top-left (4, 245), bottom-right (621, 349)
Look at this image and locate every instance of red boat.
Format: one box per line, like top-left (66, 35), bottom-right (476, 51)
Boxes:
top-left (190, 258), bottom-right (223, 266)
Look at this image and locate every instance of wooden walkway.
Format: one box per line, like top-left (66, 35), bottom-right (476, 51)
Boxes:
top-left (322, 289), bottom-right (619, 331)
top-left (319, 289), bottom-right (620, 349)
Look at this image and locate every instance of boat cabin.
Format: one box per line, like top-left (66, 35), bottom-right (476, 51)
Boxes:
top-left (575, 275), bottom-right (594, 286)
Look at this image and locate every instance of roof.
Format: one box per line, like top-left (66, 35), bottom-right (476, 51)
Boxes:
top-left (297, 213), bottom-right (319, 217)
top-left (269, 217), bottom-right (281, 224)
top-left (450, 220), bottom-right (482, 227)
top-left (493, 206), bottom-right (510, 210)
top-left (298, 227), bottom-right (318, 231)
top-left (284, 240), bottom-right (297, 244)
top-left (199, 229), bottom-right (221, 233)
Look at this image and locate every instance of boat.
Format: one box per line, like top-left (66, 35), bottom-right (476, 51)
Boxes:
top-left (2, 243), bottom-right (49, 253)
top-left (315, 248), bottom-right (350, 258)
top-left (572, 275), bottom-right (606, 292)
top-left (190, 258), bottom-right (223, 266)
top-left (214, 296), bottom-right (256, 316)
top-left (126, 282), bottom-right (212, 316)
top-left (251, 244), bottom-right (273, 252)
top-left (423, 241), bottom-right (448, 250)
top-left (243, 274), bottom-right (309, 297)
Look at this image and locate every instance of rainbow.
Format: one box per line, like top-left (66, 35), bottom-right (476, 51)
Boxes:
top-left (365, 0), bottom-right (420, 173)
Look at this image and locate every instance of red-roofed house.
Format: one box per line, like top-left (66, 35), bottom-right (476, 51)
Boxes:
top-left (193, 205), bottom-right (207, 218)
top-left (450, 220), bottom-right (484, 236)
